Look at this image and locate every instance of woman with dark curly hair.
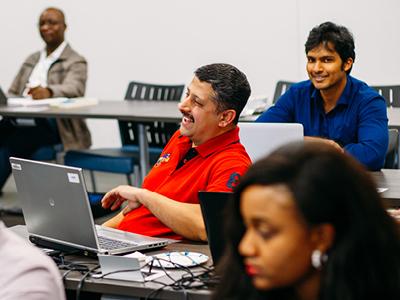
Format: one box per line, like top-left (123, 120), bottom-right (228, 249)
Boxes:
top-left (213, 141), bottom-right (400, 300)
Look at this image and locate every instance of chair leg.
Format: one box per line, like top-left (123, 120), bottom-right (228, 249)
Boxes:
top-left (134, 165), bottom-right (141, 187)
top-left (89, 171), bottom-right (97, 192)
top-left (56, 151), bottom-right (65, 164)
top-left (126, 174), bottom-right (133, 186)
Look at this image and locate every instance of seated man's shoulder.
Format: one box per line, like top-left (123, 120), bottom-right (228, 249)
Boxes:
top-left (62, 44), bottom-right (87, 63)
top-left (0, 226), bottom-right (64, 299)
top-left (22, 51), bottom-right (41, 66)
top-left (1, 227), bottom-right (59, 272)
top-left (211, 143), bottom-right (251, 166)
top-left (350, 76), bottom-right (385, 104)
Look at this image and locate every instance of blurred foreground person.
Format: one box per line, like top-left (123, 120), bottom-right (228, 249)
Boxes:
top-left (214, 141), bottom-right (400, 300)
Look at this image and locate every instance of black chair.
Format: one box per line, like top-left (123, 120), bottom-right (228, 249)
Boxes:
top-left (272, 81), bottom-right (294, 103)
top-left (371, 85), bottom-right (400, 107)
top-left (31, 119), bottom-right (63, 163)
top-left (384, 128), bottom-right (399, 169)
top-left (64, 81), bottom-right (184, 191)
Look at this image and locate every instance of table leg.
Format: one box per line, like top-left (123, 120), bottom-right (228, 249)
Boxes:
top-left (138, 124), bottom-right (149, 183)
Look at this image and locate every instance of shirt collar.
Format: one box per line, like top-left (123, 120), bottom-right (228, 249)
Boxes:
top-left (311, 75), bottom-right (352, 107)
top-left (40, 41), bottom-right (68, 62)
top-left (177, 126), bottom-right (240, 158)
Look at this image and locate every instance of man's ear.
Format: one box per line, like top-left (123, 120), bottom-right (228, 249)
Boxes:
top-left (310, 223), bottom-right (335, 253)
top-left (218, 109), bottom-right (236, 128)
top-left (343, 57), bottom-right (353, 73)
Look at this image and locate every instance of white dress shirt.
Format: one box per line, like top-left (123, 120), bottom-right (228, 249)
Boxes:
top-left (24, 41), bottom-right (67, 96)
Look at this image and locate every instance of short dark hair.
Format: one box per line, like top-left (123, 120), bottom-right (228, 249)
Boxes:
top-left (305, 22), bottom-right (355, 74)
top-left (195, 63), bottom-right (251, 124)
top-left (41, 7), bottom-right (66, 26)
top-left (214, 141), bottom-right (400, 300)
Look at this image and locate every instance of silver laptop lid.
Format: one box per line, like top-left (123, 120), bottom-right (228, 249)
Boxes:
top-left (10, 157), bottom-right (100, 252)
top-left (10, 157), bottom-right (176, 255)
top-left (238, 122), bottom-right (304, 162)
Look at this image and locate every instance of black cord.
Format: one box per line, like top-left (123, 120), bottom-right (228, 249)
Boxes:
top-left (143, 256), bottom-right (218, 300)
top-left (75, 264), bottom-right (100, 300)
top-left (53, 251), bottom-right (217, 300)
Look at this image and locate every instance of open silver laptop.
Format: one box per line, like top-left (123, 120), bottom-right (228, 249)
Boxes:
top-left (10, 157), bottom-right (176, 255)
top-left (238, 122), bottom-right (304, 162)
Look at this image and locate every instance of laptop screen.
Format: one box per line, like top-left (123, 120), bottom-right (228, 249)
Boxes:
top-left (10, 157), bottom-right (100, 251)
top-left (198, 191), bottom-right (233, 266)
top-left (238, 122), bottom-right (303, 163)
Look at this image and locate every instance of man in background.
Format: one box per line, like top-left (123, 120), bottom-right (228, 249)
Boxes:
top-left (257, 22), bottom-right (388, 171)
top-left (0, 7), bottom-right (91, 194)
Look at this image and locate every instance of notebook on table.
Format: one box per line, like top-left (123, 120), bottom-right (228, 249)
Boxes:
top-left (10, 157), bottom-right (176, 255)
top-left (238, 122), bottom-right (304, 163)
top-left (198, 191), bottom-right (233, 266)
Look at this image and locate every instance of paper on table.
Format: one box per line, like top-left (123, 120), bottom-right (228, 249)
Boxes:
top-left (49, 97), bottom-right (98, 109)
top-left (8, 97), bottom-right (67, 107)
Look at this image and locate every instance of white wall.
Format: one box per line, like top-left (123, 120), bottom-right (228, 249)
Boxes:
top-left (1, 0), bottom-right (399, 147)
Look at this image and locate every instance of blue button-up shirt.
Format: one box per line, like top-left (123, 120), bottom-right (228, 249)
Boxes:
top-left (256, 76), bottom-right (388, 170)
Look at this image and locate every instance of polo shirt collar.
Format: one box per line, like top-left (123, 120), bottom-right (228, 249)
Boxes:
top-left (177, 127), bottom-right (240, 158)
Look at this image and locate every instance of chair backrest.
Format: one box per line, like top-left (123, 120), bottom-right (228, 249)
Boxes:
top-left (272, 81), bottom-right (295, 103)
top-left (384, 128), bottom-right (399, 169)
top-left (371, 85), bottom-right (400, 107)
top-left (119, 81), bottom-right (185, 147)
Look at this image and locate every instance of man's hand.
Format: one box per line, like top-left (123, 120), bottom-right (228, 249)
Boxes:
top-left (304, 136), bottom-right (344, 153)
top-left (28, 86), bottom-right (52, 99)
top-left (101, 185), bottom-right (145, 215)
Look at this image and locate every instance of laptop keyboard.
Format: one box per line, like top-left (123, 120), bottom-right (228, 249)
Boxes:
top-left (98, 236), bottom-right (138, 250)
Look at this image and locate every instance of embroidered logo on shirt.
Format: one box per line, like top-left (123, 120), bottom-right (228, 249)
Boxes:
top-left (226, 172), bottom-right (241, 189)
top-left (154, 153), bottom-right (171, 167)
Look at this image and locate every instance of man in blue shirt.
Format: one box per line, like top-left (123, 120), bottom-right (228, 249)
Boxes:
top-left (257, 22), bottom-right (388, 170)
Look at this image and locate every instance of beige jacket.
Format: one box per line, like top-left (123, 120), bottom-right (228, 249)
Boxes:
top-left (8, 44), bottom-right (91, 150)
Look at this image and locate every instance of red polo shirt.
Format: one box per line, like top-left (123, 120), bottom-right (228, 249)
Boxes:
top-left (118, 127), bottom-right (251, 239)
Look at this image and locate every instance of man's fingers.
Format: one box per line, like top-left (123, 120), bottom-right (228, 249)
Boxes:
top-left (110, 198), bottom-right (125, 210)
top-left (101, 191), bottom-right (114, 208)
top-left (122, 205), bottom-right (133, 216)
top-left (101, 190), bottom-right (125, 209)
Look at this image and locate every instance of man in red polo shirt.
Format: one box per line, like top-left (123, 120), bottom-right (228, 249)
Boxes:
top-left (102, 63), bottom-right (251, 241)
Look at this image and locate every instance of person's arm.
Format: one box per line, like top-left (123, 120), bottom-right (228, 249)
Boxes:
top-left (8, 69), bottom-right (25, 96)
top-left (256, 88), bottom-right (295, 122)
top-left (28, 86), bottom-right (52, 99)
top-left (101, 186), bottom-right (207, 241)
top-left (8, 57), bottom-right (35, 96)
top-left (102, 211), bottom-right (125, 228)
top-left (47, 58), bottom-right (87, 98)
top-left (344, 96), bottom-right (388, 171)
top-left (304, 136), bottom-right (344, 153)
top-left (102, 152), bottom-right (250, 241)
